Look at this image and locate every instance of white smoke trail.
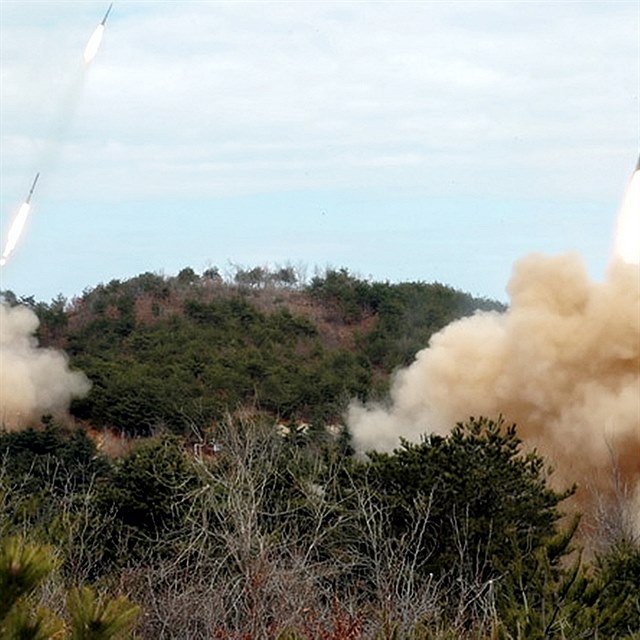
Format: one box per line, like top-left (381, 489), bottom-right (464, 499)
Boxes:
top-left (83, 24), bottom-right (105, 65)
top-left (0, 203), bottom-right (31, 267)
top-left (0, 303), bottom-right (91, 429)
top-left (613, 163), bottom-right (640, 265)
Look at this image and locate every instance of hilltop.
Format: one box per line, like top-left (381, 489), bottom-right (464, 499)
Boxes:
top-left (3, 264), bottom-right (504, 436)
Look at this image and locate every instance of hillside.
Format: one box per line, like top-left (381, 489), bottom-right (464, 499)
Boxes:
top-left (4, 265), bottom-right (504, 436)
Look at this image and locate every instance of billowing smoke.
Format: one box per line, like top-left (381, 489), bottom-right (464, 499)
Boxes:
top-left (0, 303), bottom-right (90, 429)
top-left (349, 254), bottom-right (640, 534)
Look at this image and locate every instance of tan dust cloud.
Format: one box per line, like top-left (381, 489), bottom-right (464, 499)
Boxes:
top-left (349, 253), bottom-right (640, 533)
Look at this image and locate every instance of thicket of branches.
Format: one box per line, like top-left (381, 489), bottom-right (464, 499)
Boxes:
top-left (1, 417), bottom-right (638, 639)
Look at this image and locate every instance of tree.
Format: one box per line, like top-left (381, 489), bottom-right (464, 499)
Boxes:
top-left (358, 417), bottom-right (572, 596)
top-left (176, 267), bottom-right (198, 285)
top-left (95, 435), bottom-right (200, 564)
top-left (0, 420), bottom-right (107, 495)
top-left (67, 587), bottom-right (140, 640)
top-left (586, 540), bottom-right (640, 637)
top-left (0, 537), bottom-right (139, 640)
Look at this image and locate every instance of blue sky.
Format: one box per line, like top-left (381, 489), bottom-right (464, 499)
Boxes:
top-left (0, 0), bottom-right (638, 303)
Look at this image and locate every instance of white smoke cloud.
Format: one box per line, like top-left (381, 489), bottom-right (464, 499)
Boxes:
top-left (0, 303), bottom-right (90, 428)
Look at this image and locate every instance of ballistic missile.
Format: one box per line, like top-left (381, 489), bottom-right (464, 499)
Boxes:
top-left (25, 172), bottom-right (40, 204)
top-left (84, 3), bottom-right (113, 64)
top-left (101, 3), bottom-right (113, 26)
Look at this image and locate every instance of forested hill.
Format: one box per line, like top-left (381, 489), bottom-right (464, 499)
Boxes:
top-left (3, 269), bottom-right (639, 640)
top-left (3, 265), bottom-right (504, 436)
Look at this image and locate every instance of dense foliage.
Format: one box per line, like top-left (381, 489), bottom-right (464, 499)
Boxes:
top-left (358, 418), bottom-right (571, 585)
top-left (68, 299), bottom-right (372, 434)
top-left (1, 418), bottom-right (638, 639)
top-left (309, 268), bottom-right (502, 368)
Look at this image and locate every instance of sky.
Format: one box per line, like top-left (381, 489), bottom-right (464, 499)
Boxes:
top-left (0, 1), bottom-right (638, 304)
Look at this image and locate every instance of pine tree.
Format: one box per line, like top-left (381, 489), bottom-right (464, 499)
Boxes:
top-left (0, 537), bottom-right (139, 640)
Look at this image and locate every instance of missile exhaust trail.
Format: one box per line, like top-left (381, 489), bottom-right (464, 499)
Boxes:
top-left (613, 154), bottom-right (640, 265)
top-left (0, 172), bottom-right (41, 267)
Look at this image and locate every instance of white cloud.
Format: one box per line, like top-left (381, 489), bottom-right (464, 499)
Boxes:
top-left (1, 1), bottom-right (637, 206)
top-left (0, 1), bottom-right (637, 301)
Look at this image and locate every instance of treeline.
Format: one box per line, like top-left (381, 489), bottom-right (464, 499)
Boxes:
top-left (2, 417), bottom-right (638, 638)
top-left (3, 265), bottom-right (504, 436)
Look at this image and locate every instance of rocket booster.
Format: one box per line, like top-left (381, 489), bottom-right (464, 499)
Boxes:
top-left (101, 3), bottom-right (113, 26)
top-left (26, 172), bottom-right (40, 204)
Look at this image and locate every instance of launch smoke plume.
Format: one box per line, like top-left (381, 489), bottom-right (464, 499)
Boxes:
top-left (0, 303), bottom-right (90, 429)
top-left (0, 203), bottom-right (31, 267)
top-left (83, 24), bottom-right (105, 65)
top-left (350, 158), bottom-right (640, 538)
top-left (349, 254), bottom-right (640, 533)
